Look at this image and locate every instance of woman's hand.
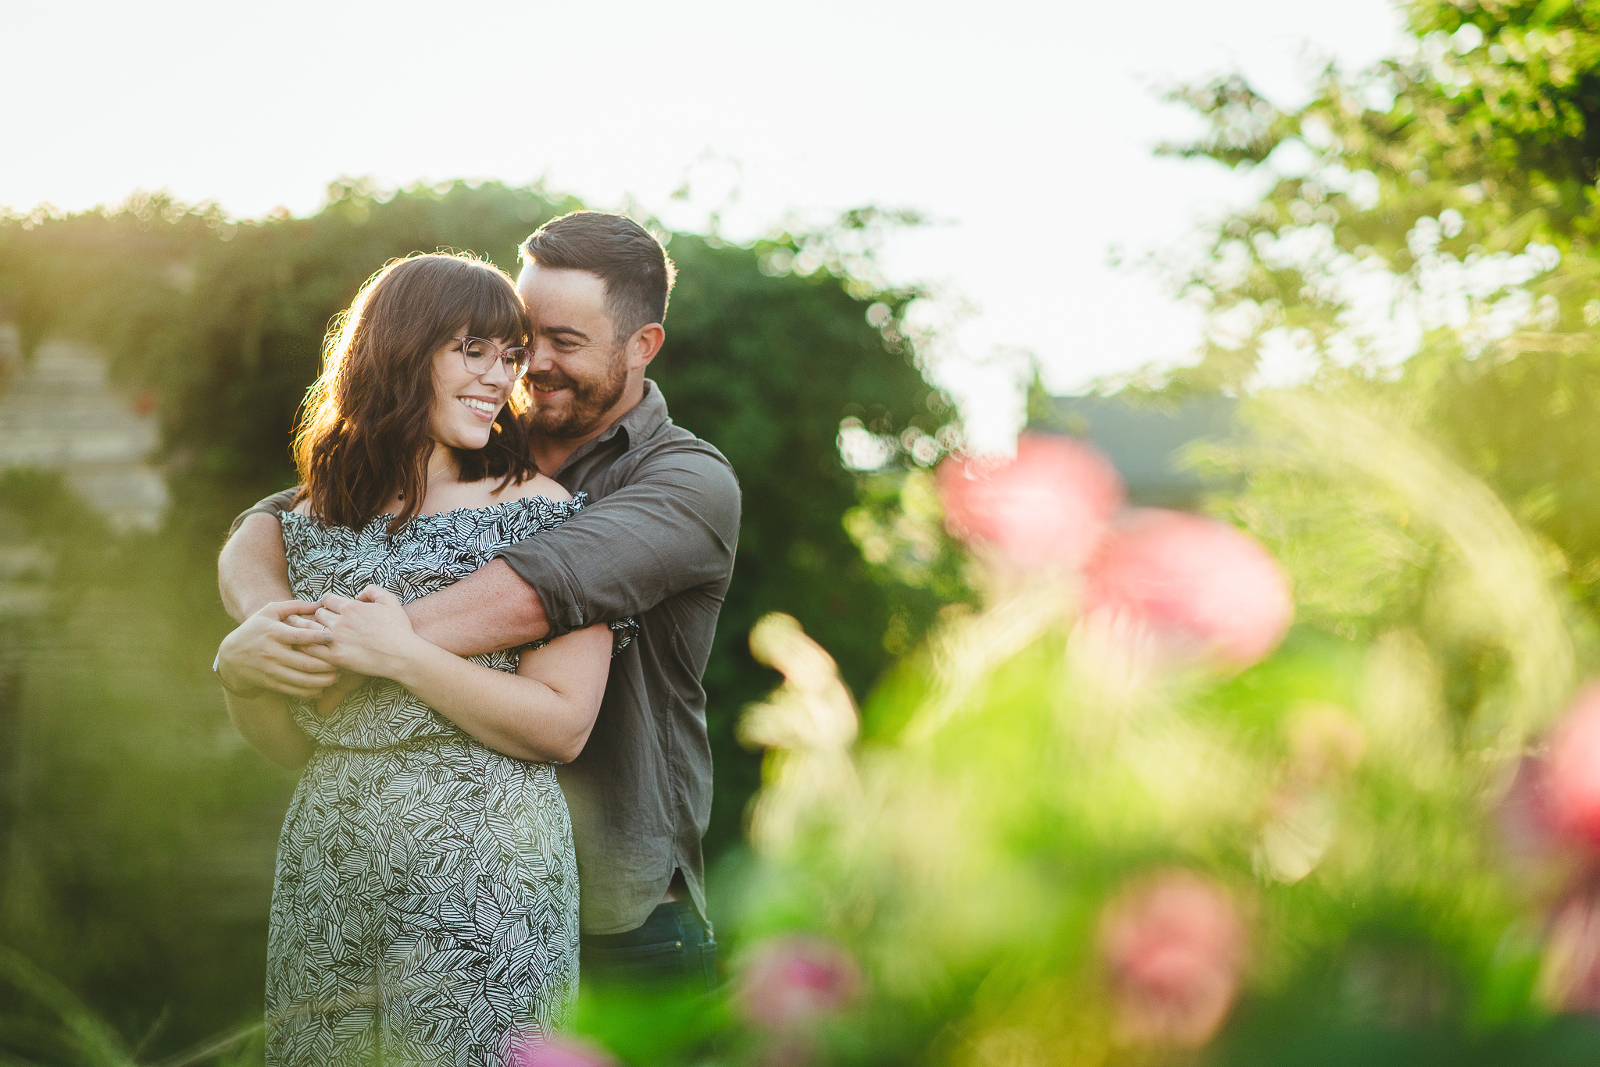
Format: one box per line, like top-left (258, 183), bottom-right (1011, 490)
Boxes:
top-left (217, 600), bottom-right (340, 699)
top-left (277, 611), bottom-right (371, 716)
top-left (311, 586), bottom-right (426, 681)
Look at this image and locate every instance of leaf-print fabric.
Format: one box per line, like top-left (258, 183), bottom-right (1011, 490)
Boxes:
top-left (267, 496), bottom-right (602, 1066)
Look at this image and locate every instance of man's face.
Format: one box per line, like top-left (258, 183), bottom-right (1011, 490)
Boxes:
top-left (516, 264), bottom-right (630, 441)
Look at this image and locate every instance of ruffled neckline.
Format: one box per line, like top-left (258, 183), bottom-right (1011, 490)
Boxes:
top-left (282, 493), bottom-right (585, 535)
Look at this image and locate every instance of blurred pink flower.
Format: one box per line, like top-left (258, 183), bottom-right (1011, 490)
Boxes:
top-left (1546, 684), bottom-right (1600, 848)
top-left (1541, 891), bottom-right (1600, 1013)
top-left (1082, 509), bottom-right (1293, 667)
top-left (507, 1035), bottom-right (615, 1067)
top-left (937, 433), bottom-right (1124, 568)
top-left (1099, 869), bottom-right (1248, 1047)
top-left (736, 935), bottom-right (863, 1029)
top-left (1496, 753), bottom-right (1571, 879)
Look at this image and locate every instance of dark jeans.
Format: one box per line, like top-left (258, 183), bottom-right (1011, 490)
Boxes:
top-left (579, 900), bottom-right (717, 993)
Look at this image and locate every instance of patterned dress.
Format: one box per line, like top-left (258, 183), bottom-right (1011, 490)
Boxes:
top-left (266, 496), bottom-right (624, 1067)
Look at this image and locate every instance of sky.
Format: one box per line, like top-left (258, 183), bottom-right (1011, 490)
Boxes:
top-left (5, 0), bottom-right (1408, 447)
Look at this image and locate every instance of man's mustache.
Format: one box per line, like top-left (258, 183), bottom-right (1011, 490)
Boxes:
top-left (524, 373), bottom-right (578, 393)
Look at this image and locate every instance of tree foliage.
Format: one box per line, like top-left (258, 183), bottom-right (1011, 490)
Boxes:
top-left (0, 180), bottom-right (953, 1055)
top-left (1141, 1), bottom-right (1600, 631)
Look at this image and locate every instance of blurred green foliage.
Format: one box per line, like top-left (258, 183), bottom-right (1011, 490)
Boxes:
top-left (584, 2), bottom-right (1600, 1063)
top-left (0, 180), bottom-right (955, 1059)
top-left (1123, 0), bottom-right (1600, 673)
top-left (639, 510), bottom-right (1591, 1067)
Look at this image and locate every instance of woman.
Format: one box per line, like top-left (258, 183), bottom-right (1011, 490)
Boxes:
top-left (217, 252), bottom-right (619, 1066)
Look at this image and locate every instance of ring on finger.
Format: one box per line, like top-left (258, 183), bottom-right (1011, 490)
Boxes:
top-left (322, 625), bottom-right (332, 645)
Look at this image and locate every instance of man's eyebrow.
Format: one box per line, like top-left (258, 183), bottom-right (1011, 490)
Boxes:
top-left (543, 325), bottom-right (589, 340)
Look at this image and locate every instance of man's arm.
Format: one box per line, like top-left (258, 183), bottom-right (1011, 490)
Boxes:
top-left (217, 487), bottom-right (544, 661)
top-left (219, 512), bottom-right (293, 622)
top-left (222, 448), bottom-right (741, 660)
top-left (410, 442), bottom-right (741, 658)
top-left (219, 488), bottom-right (299, 622)
top-left (407, 559), bottom-right (553, 655)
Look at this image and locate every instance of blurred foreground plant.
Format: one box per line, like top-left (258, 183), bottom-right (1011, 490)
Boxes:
top-left (10, 399), bottom-right (1600, 1066)
top-left (580, 395), bottom-right (1600, 1067)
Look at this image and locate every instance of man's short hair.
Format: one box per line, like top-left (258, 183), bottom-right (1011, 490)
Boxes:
top-left (520, 212), bottom-right (677, 341)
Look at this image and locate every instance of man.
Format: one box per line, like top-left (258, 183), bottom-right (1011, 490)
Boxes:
top-left (216, 211), bottom-right (741, 990)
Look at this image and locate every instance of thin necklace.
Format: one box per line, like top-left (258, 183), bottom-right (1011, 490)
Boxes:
top-left (397, 464), bottom-right (456, 501)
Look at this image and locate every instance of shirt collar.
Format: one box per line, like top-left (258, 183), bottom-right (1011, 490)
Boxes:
top-left (554, 379), bottom-right (671, 475)
top-left (607, 378), bottom-right (670, 450)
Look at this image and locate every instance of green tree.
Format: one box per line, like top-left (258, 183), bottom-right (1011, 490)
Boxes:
top-left (0, 180), bottom-right (952, 1056)
top-left (1138, 1), bottom-right (1600, 633)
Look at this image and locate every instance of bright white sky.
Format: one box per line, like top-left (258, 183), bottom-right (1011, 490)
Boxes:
top-left (6, 0), bottom-right (1406, 447)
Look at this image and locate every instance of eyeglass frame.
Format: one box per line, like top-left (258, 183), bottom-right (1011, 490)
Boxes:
top-left (453, 334), bottom-right (531, 379)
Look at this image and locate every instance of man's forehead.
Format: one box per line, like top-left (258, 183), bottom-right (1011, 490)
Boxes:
top-left (518, 266), bottom-right (617, 339)
top-left (518, 264), bottom-right (608, 307)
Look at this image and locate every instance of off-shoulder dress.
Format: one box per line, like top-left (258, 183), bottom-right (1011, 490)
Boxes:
top-left (265, 495), bottom-right (628, 1067)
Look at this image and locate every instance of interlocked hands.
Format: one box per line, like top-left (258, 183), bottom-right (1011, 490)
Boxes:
top-left (305, 586), bottom-right (418, 680)
top-left (216, 585), bottom-right (416, 716)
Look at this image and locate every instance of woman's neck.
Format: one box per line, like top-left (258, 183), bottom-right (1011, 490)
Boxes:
top-left (395, 445), bottom-right (459, 507)
top-left (424, 444), bottom-right (459, 487)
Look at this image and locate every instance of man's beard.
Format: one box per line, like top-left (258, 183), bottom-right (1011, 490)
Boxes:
top-left (523, 351), bottom-right (629, 440)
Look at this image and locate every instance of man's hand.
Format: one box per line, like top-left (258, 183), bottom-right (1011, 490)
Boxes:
top-left (217, 600), bottom-right (340, 699)
top-left (276, 611), bottom-right (372, 717)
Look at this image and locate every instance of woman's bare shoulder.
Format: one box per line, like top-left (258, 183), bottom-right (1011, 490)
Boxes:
top-left (493, 472), bottom-right (572, 505)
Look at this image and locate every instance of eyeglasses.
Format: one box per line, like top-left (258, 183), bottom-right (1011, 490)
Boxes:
top-left (455, 335), bottom-right (531, 379)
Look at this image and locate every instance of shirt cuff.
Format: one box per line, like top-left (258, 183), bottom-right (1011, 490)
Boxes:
top-left (497, 542), bottom-right (587, 640)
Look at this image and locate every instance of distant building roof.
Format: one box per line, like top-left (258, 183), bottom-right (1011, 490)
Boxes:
top-left (1029, 395), bottom-right (1240, 508)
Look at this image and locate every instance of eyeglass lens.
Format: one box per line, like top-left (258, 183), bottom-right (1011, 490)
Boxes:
top-left (461, 337), bottom-right (530, 377)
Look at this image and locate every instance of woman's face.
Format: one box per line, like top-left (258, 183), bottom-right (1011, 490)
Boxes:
top-left (427, 330), bottom-right (516, 452)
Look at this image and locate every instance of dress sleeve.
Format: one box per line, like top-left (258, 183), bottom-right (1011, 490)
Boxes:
top-left (609, 617), bottom-right (640, 656)
top-left (497, 441), bottom-right (741, 637)
top-left (516, 616), bottom-right (635, 659)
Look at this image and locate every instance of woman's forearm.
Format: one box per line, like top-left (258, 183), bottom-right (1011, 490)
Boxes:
top-left (387, 631), bottom-right (607, 764)
top-left (225, 689), bottom-right (314, 770)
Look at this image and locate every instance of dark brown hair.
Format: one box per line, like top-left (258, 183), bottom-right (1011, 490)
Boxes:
top-left (520, 211), bottom-right (676, 340)
top-left (293, 252), bottom-right (535, 532)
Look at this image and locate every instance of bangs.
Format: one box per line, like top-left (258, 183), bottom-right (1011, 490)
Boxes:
top-left (456, 267), bottom-right (529, 345)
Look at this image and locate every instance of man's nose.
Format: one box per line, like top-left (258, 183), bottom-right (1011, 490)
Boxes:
top-left (526, 340), bottom-right (558, 374)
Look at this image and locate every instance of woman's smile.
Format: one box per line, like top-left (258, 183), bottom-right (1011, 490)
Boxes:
top-left (457, 394), bottom-right (500, 421)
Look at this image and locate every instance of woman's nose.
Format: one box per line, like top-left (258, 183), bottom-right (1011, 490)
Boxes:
top-left (479, 357), bottom-right (514, 389)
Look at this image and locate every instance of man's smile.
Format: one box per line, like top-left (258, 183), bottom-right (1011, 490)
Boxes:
top-left (526, 376), bottom-right (576, 397)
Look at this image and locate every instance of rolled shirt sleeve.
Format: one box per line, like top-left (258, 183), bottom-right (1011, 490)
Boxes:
top-left (496, 442), bottom-right (741, 637)
top-left (228, 488), bottom-right (298, 538)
